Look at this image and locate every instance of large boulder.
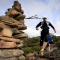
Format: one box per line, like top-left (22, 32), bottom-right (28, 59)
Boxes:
top-left (13, 28), bottom-right (24, 34)
top-left (0, 57), bottom-right (18, 60)
top-left (6, 9), bottom-right (21, 17)
top-left (13, 49), bottom-right (24, 56)
top-left (0, 49), bottom-right (24, 58)
top-left (0, 22), bottom-right (9, 30)
top-left (0, 28), bottom-right (13, 37)
top-left (15, 14), bottom-right (25, 20)
top-left (0, 36), bottom-right (23, 43)
top-left (18, 25), bottom-right (27, 30)
top-left (0, 41), bottom-right (16, 48)
top-left (0, 16), bottom-right (23, 25)
top-left (13, 5), bottom-right (21, 12)
top-left (13, 1), bottom-right (21, 6)
top-left (14, 33), bottom-right (28, 38)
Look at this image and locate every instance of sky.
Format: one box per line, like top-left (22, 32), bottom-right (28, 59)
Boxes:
top-left (0, 0), bottom-right (60, 37)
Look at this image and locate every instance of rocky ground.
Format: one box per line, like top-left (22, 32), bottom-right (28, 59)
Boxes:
top-left (26, 41), bottom-right (60, 60)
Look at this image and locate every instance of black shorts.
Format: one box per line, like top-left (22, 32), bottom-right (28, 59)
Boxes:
top-left (40, 34), bottom-right (48, 46)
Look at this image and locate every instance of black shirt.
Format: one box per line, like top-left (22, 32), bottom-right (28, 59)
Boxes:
top-left (36, 21), bottom-right (55, 30)
top-left (36, 21), bottom-right (55, 34)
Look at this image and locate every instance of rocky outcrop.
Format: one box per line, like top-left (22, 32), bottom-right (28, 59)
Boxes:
top-left (25, 41), bottom-right (60, 60)
top-left (26, 53), bottom-right (49, 60)
top-left (0, 0), bottom-right (28, 60)
top-left (49, 41), bottom-right (60, 60)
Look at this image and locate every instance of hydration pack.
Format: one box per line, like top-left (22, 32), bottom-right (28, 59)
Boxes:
top-left (48, 35), bottom-right (53, 44)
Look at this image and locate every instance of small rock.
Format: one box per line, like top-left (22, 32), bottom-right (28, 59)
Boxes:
top-left (0, 57), bottom-right (18, 60)
top-left (55, 41), bottom-right (60, 48)
top-left (26, 53), bottom-right (34, 57)
top-left (37, 58), bottom-right (49, 60)
top-left (13, 49), bottom-right (24, 56)
top-left (26, 53), bottom-right (35, 60)
top-left (18, 55), bottom-right (25, 60)
top-left (17, 43), bottom-right (23, 48)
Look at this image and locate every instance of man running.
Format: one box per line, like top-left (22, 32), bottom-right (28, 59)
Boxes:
top-left (36, 16), bottom-right (56, 56)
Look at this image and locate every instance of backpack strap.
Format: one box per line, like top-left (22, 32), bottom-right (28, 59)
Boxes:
top-left (40, 21), bottom-right (49, 28)
top-left (40, 21), bottom-right (43, 28)
top-left (46, 21), bottom-right (49, 26)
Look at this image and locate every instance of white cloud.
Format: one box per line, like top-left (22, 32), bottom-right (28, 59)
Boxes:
top-left (55, 20), bottom-right (60, 33)
top-left (21, 0), bottom-right (52, 17)
top-left (0, 0), bottom-right (60, 37)
top-left (23, 27), bottom-right (40, 37)
top-left (47, 0), bottom-right (60, 11)
top-left (0, 0), bottom-right (14, 15)
top-left (22, 0), bottom-right (60, 37)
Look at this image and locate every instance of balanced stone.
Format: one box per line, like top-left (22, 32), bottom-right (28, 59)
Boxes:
top-left (14, 33), bottom-right (28, 38)
top-left (18, 55), bottom-right (25, 60)
top-left (0, 57), bottom-right (18, 60)
top-left (0, 0), bottom-right (28, 60)
top-left (0, 49), bottom-right (24, 58)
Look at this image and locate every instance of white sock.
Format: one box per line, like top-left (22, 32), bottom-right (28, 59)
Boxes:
top-left (41, 49), bottom-right (44, 51)
top-left (48, 47), bottom-right (50, 52)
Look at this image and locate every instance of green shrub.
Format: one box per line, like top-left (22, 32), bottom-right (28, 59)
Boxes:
top-left (22, 47), bottom-right (34, 55)
top-left (32, 46), bottom-right (40, 51)
top-left (53, 36), bottom-right (60, 42)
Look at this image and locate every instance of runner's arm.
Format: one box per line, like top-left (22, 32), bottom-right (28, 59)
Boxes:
top-left (36, 22), bottom-right (41, 28)
top-left (49, 22), bottom-right (56, 33)
top-left (36, 22), bottom-right (41, 30)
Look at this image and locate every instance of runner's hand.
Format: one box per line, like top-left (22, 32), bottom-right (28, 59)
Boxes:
top-left (54, 29), bottom-right (56, 33)
top-left (36, 28), bottom-right (38, 30)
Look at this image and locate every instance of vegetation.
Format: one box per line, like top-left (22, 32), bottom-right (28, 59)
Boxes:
top-left (22, 36), bottom-right (60, 55)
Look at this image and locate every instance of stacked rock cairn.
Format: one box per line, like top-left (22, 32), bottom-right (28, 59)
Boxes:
top-left (0, 0), bottom-right (28, 60)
